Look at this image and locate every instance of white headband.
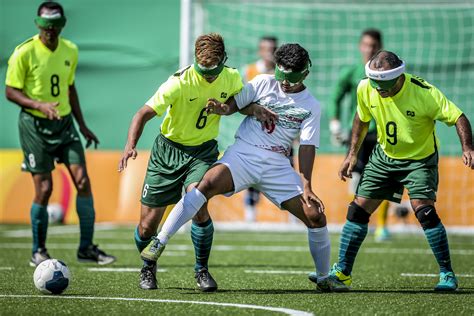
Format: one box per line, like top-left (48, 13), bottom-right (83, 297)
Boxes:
top-left (197, 63), bottom-right (218, 70)
top-left (40, 12), bottom-right (62, 19)
top-left (365, 61), bottom-right (405, 81)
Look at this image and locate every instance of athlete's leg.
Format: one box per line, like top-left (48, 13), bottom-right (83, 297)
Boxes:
top-left (375, 200), bottom-right (390, 241)
top-left (30, 173), bottom-right (53, 260)
top-left (282, 195), bottom-right (330, 287)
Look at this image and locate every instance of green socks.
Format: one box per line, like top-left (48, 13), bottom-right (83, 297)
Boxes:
top-left (191, 219), bottom-right (214, 272)
top-left (31, 203), bottom-right (48, 254)
top-left (338, 220), bottom-right (368, 275)
top-left (76, 196), bottom-right (95, 251)
top-left (424, 223), bottom-right (453, 273)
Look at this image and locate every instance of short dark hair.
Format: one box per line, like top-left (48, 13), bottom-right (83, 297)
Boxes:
top-left (37, 1), bottom-right (65, 17)
top-left (274, 43), bottom-right (309, 72)
top-left (361, 28), bottom-right (382, 45)
top-left (369, 50), bottom-right (403, 69)
top-left (195, 33), bottom-right (226, 67)
top-left (260, 36), bottom-right (278, 44)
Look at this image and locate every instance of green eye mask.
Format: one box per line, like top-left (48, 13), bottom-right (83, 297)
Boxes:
top-left (194, 54), bottom-right (228, 77)
top-left (35, 16), bottom-right (66, 28)
top-left (274, 60), bottom-right (311, 84)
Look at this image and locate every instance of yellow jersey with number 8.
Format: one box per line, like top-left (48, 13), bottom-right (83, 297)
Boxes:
top-left (357, 73), bottom-right (463, 160)
top-left (6, 35), bottom-right (78, 118)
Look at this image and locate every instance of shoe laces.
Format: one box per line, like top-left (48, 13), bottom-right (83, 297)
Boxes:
top-left (196, 269), bottom-right (210, 282)
top-left (150, 237), bottom-right (162, 252)
top-left (141, 266), bottom-right (155, 280)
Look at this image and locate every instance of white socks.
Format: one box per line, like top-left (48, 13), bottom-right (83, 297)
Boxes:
top-left (157, 188), bottom-right (207, 245)
top-left (308, 226), bottom-right (331, 280)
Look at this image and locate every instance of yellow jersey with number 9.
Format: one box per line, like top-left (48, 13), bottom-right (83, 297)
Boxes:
top-left (6, 35), bottom-right (78, 118)
top-left (146, 65), bottom-right (243, 146)
top-left (357, 73), bottom-right (463, 160)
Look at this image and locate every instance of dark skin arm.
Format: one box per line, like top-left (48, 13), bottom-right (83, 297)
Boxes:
top-left (118, 105), bottom-right (156, 172)
top-left (455, 114), bottom-right (474, 169)
top-left (339, 114), bottom-right (370, 181)
top-left (6, 85), bottom-right (60, 120)
top-left (299, 145), bottom-right (325, 213)
top-left (69, 84), bottom-right (99, 148)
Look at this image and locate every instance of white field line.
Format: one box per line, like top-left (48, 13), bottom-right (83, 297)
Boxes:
top-left (0, 267), bottom-right (13, 270)
top-left (87, 268), bottom-right (167, 273)
top-left (0, 242), bottom-right (472, 256)
top-left (1, 224), bottom-right (118, 238)
top-left (245, 270), bottom-right (310, 275)
top-left (0, 295), bottom-right (313, 316)
top-left (401, 273), bottom-right (474, 278)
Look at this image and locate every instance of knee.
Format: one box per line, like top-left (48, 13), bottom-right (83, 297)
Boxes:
top-left (193, 205), bottom-right (211, 224)
top-left (139, 221), bottom-right (157, 239)
top-left (196, 178), bottom-right (216, 199)
top-left (415, 205), bottom-right (440, 230)
top-left (305, 212), bottom-right (326, 228)
top-left (76, 175), bottom-right (91, 195)
top-left (347, 201), bottom-right (371, 224)
top-left (36, 181), bottom-right (53, 203)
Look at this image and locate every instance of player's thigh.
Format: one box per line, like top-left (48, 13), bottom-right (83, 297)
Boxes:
top-left (18, 112), bottom-right (55, 173)
top-left (353, 196), bottom-right (384, 214)
top-left (281, 194), bottom-right (326, 228)
top-left (187, 163), bottom-right (235, 198)
top-left (400, 154), bottom-right (438, 202)
top-left (356, 146), bottom-right (403, 203)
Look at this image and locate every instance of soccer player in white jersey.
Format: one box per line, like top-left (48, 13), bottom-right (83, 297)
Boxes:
top-left (141, 43), bottom-right (337, 292)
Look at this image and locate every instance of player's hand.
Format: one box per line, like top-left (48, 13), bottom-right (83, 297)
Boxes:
top-left (118, 144), bottom-right (137, 172)
top-left (462, 148), bottom-right (474, 169)
top-left (303, 188), bottom-right (325, 213)
top-left (205, 98), bottom-right (230, 115)
top-left (339, 154), bottom-right (358, 181)
top-left (37, 101), bottom-right (61, 120)
top-left (253, 105), bottom-right (278, 129)
top-left (79, 125), bottom-right (100, 149)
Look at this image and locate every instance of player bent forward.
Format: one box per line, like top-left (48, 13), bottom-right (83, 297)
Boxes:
top-left (141, 43), bottom-right (338, 292)
top-left (328, 50), bottom-right (474, 292)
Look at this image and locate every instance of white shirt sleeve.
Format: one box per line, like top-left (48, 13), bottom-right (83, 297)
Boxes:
top-left (299, 103), bottom-right (321, 147)
top-left (234, 74), bottom-right (268, 109)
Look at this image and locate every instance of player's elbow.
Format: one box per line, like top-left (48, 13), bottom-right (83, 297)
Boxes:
top-left (5, 86), bottom-right (16, 102)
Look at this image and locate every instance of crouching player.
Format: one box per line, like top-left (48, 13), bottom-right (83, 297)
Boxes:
top-left (140, 43), bottom-right (338, 291)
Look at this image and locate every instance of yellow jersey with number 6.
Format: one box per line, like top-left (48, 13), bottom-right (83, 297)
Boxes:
top-left (6, 35), bottom-right (78, 118)
top-left (357, 73), bottom-right (463, 160)
top-left (146, 65), bottom-right (243, 146)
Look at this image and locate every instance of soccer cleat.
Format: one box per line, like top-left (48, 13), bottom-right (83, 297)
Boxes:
top-left (374, 227), bottom-right (391, 242)
top-left (29, 248), bottom-right (51, 267)
top-left (139, 264), bottom-right (158, 290)
top-left (308, 273), bottom-right (340, 292)
top-left (77, 244), bottom-right (116, 265)
top-left (195, 268), bottom-right (218, 292)
top-left (140, 237), bottom-right (166, 262)
top-left (434, 271), bottom-right (458, 291)
top-left (328, 263), bottom-right (352, 292)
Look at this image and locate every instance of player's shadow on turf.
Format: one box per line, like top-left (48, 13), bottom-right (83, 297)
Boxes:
top-left (347, 289), bottom-right (474, 294)
top-left (160, 263), bottom-right (313, 269)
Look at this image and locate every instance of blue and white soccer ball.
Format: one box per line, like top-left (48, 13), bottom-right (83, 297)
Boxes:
top-left (47, 203), bottom-right (64, 224)
top-left (33, 259), bottom-right (71, 294)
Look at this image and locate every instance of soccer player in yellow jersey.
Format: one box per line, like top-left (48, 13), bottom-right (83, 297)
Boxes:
top-left (328, 50), bottom-right (473, 292)
top-left (118, 33), bottom-right (272, 291)
top-left (5, 2), bottom-right (115, 266)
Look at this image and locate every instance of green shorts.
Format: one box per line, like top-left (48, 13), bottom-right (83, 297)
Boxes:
top-left (18, 111), bottom-right (85, 173)
top-left (141, 134), bottom-right (219, 208)
top-left (356, 144), bottom-right (438, 203)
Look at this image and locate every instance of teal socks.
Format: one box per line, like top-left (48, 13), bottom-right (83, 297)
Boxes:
top-left (191, 218), bottom-right (214, 272)
top-left (424, 222), bottom-right (453, 273)
top-left (76, 196), bottom-right (95, 251)
top-left (338, 220), bottom-right (368, 275)
top-left (31, 203), bottom-right (48, 254)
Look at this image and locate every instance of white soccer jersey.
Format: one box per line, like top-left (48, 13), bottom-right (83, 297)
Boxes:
top-left (234, 74), bottom-right (321, 156)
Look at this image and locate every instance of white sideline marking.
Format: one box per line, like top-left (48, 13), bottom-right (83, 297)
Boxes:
top-left (0, 295), bottom-right (313, 316)
top-left (401, 273), bottom-right (474, 278)
top-left (245, 270), bottom-right (310, 275)
top-left (87, 268), bottom-right (167, 273)
top-left (0, 267), bottom-right (13, 270)
top-left (2, 224), bottom-right (118, 238)
top-left (0, 243), bottom-right (472, 256)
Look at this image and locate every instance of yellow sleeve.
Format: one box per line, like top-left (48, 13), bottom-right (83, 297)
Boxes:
top-left (356, 81), bottom-right (372, 122)
top-left (5, 48), bottom-right (27, 89)
top-left (430, 86), bottom-right (463, 126)
top-left (145, 77), bottom-right (180, 116)
top-left (68, 47), bottom-right (78, 85)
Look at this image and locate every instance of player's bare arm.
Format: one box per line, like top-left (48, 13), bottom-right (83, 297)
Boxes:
top-left (455, 114), bottom-right (474, 169)
top-left (339, 114), bottom-right (370, 181)
top-left (5, 85), bottom-right (60, 120)
top-left (69, 84), bottom-right (99, 149)
top-left (299, 144), bottom-right (325, 213)
top-left (118, 105), bottom-right (156, 172)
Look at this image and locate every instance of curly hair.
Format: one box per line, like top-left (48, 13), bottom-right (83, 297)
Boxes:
top-left (274, 43), bottom-right (309, 72)
top-left (195, 33), bottom-right (226, 67)
top-left (369, 50), bottom-right (403, 70)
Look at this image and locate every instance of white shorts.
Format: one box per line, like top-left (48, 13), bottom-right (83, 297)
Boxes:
top-left (217, 140), bottom-right (303, 209)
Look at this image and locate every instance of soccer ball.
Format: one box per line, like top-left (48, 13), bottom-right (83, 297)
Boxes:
top-left (47, 203), bottom-right (64, 224)
top-left (33, 259), bottom-right (71, 294)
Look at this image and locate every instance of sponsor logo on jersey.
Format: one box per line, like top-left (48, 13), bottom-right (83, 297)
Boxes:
top-left (65, 60), bottom-right (70, 66)
top-left (220, 92), bottom-right (227, 98)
